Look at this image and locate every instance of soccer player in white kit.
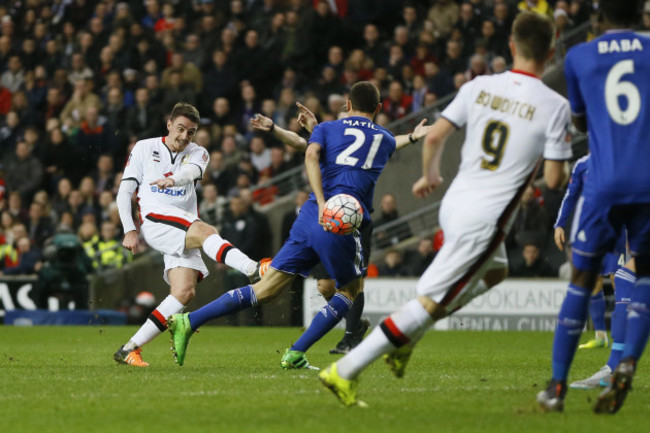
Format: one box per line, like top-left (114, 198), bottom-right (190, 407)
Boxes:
top-left (113, 103), bottom-right (269, 366)
top-left (319, 12), bottom-right (572, 406)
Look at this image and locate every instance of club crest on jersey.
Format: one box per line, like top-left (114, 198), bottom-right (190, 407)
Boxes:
top-left (181, 154), bottom-right (190, 164)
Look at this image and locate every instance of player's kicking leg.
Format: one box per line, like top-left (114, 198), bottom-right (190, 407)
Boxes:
top-left (169, 267), bottom-right (293, 365)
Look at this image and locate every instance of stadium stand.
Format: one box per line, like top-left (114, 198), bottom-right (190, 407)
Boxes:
top-left (0, 0), bottom-right (644, 318)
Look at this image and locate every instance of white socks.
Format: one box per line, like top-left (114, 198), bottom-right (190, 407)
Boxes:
top-left (126, 295), bottom-right (185, 349)
top-left (202, 233), bottom-right (257, 277)
top-left (337, 299), bottom-right (433, 379)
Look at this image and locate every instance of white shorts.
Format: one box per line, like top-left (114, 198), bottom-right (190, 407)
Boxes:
top-left (416, 200), bottom-right (508, 314)
top-left (140, 206), bottom-right (209, 284)
top-left (162, 250), bottom-right (210, 286)
top-left (141, 206), bottom-right (199, 256)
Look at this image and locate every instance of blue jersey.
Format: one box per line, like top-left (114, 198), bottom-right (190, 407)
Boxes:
top-left (555, 155), bottom-right (589, 229)
top-left (565, 31), bottom-right (650, 204)
top-left (308, 116), bottom-right (396, 222)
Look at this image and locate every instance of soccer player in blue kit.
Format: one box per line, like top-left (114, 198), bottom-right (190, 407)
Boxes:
top-left (168, 82), bottom-right (397, 369)
top-left (537, 0), bottom-right (650, 413)
top-left (554, 154), bottom-right (633, 390)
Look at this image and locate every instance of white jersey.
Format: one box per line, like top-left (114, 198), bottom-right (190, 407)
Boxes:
top-left (122, 136), bottom-right (209, 218)
top-left (440, 70), bottom-right (572, 224)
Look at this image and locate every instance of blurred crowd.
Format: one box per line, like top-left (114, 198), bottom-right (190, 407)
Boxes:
top-left (1, 0), bottom-right (648, 280)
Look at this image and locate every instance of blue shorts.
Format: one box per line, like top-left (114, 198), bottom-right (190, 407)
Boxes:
top-left (601, 252), bottom-right (625, 276)
top-left (573, 201), bottom-right (650, 272)
top-left (271, 200), bottom-right (363, 288)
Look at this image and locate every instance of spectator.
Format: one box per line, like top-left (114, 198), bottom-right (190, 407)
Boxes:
top-left (26, 201), bottom-right (54, 248)
top-left (60, 79), bottom-right (102, 130)
top-left (85, 220), bottom-right (130, 270)
top-left (0, 55), bottom-right (24, 93)
top-left (42, 127), bottom-right (83, 190)
top-left (199, 183), bottom-right (224, 227)
top-left (517, 0), bottom-right (553, 18)
top-left (442, 40), bottom-right (466, 76)
top-left (0, 111), bottom-right (22, 160)
top-left (377, 249), bottom-right (409, 277)
top-left (427, 0), bottom-right (460, 39)
top-left (507, 184), bottom-right (549, 248)
top-left (3, 141), bottom-right (43, 203)
top-left (220, 192), bottom-right (271, 260)
top-left (491, 56), bottom-right (508, 74)
top-left (510, 242), bottom-right (556, 277)
top-left (0, 83), bottom-right (11, 116)
top-left (91, 154), bottom-right (115, 194)
top-left (404, 237), bottom-right (437, 276)
top-left (161, 52), bottom-right (203, 94)
top-left (68, 52), bottom-right (94, 85)
top-left (383, 80), bottom-right (413, 121)
top-left (206, 149), bottom-right (236, 195)
top-left (374, 193), bottom-right (413, 248)
top-left (0, 236), bottom-right (42, 275)
top-left (202, 50), bottom-right (237, 109)
top-left (125, 87), bottom-right (163, 140)
top-left (76, 105), bottom-right (118, 167)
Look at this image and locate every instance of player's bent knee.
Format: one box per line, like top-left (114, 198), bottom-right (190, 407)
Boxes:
top-left (186, 221), bottom-right (218, 249)
top-left (170, 285), bottom-right (196, 305)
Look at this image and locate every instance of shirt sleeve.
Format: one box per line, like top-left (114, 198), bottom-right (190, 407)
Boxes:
top-left (122, 141), bottom-right (146, 185)
top-left (440, 80), bottom-right (473, 128)
top-left (186, 145), bottom-right (209, 180)
top-left (308, 123), bottom-right (325, 147)
top-left (564, 50), bottom-right (586, 116)
top-left (543, 99), bottom-right (573, 161)
top-left (554, 158), bottom-right (585, 228)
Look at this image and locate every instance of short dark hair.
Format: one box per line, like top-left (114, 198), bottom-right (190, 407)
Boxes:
top-left (512, 12), bottom-right (554, 63)
top-left (349, 81), bottom-right (380, 114)
top-left (170, 102), bottom-right (200, 124)
top-left (600, 0), bottom-right (640, 27)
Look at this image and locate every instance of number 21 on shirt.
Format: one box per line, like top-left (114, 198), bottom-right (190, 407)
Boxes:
top-left (336, 128), bottom-right (383, 169)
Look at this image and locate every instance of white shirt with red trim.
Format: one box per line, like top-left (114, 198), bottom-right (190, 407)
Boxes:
top-left (122, 136), bottom-right (209, 218)
top-left (440, 70), bottom-right (572, 223)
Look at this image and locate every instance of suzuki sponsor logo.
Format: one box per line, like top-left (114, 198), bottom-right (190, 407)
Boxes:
top-left (150, 186), bottom-right (187, 196)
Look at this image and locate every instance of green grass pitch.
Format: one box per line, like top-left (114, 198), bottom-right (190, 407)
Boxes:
top-left (0, 326), bottom-right (647, 433)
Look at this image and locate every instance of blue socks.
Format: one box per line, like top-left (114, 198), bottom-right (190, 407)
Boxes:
top-left (607, 268), bottom-right (635, 370)
top-left (589, 291), bottom-right (607, 332)
top-left (621, 276), bottom-right (650, 361)
top-left (188, 285), bottom-right (258, 330)
top-left (552, 283), bottom-right (591, 381)
top-left (291, 293), bottom-right (352, 352)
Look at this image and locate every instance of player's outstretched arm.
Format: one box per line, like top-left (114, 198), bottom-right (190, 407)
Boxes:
top-left (395, 118), bottom-right (432, 150)
top-left (296, 102), bottom-right (318, 133)
top-left (413, 117), bottom-right (456, 198)
top-left (251, 113), bottom-right (308, 151)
